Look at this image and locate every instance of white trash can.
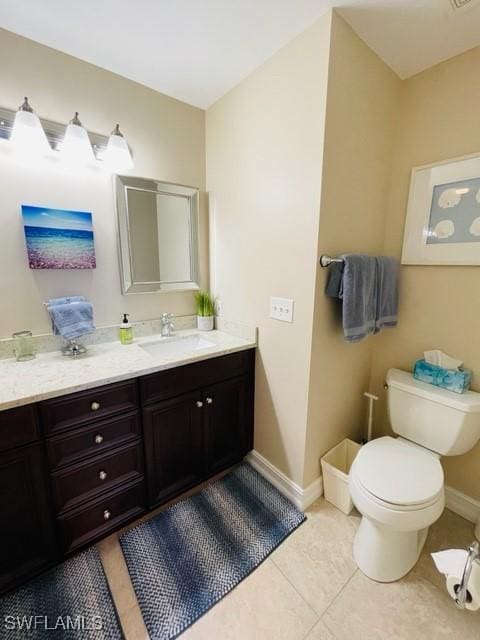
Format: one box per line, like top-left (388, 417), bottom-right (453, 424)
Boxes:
top-left (321, 438), bottom-right (362, 515)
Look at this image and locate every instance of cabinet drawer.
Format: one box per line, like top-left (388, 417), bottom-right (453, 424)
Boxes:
top-left (47, 411), bottom-right (141, 470)
top-left (41, 380), bottom-right (139, 434)
top-left (0, 405), bottom-right (39, 453)
top-left (57, 480), bottom-right (145, 554)
top-left (141, 350), bottom-right (252, 405)
top-left (51, 441), bottom-right (144, 512)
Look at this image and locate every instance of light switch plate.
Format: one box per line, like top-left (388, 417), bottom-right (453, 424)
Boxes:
top-left (270, 297), bottom-right (294, 323)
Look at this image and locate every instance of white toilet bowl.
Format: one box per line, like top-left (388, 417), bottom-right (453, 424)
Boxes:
top-left (349, 436), bottom-right (444, 582)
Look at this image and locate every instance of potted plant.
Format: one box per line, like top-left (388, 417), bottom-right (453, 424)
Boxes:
top-left (195, 290), bottom-right (215, 331)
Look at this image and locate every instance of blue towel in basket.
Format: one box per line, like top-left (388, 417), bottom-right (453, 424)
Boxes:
top-left (47, 296), bottom-right (95, 341)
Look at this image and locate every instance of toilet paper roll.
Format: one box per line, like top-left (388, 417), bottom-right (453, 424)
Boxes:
top-left (446, 573), bottom-right (480, 611)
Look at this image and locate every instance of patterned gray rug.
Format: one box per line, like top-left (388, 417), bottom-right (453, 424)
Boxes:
top-left (120, 462), bottom-right (306, 639)
top-left (0, 547), bottom-right (123, 639)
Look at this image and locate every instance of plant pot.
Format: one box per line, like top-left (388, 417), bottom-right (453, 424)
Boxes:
top-left (197, 315), bottom-right (214, 331)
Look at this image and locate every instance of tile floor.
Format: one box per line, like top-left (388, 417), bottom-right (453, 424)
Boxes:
top-left (97, 496), bottom-right (480, 640)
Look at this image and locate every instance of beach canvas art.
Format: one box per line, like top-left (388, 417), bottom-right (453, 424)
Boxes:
top-left (22, 205), bottom-right (96, 269)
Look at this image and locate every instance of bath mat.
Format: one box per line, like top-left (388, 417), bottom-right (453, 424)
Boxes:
top-left (120, 462), bottom-right (306, 639)
top-left (0, 547), bottom-right (123, 639)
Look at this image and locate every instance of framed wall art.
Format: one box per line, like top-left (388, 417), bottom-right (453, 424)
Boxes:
top-left (402, 152), bottom-right (480, 265)
top-left (22, 205), bottom-right (96, 269)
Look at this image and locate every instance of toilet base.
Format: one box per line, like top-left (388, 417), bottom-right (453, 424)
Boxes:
top-left (353, 516), bottom-right (428, 582)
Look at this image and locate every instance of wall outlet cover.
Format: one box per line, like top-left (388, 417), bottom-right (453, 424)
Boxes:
top-left (270, 297), bottom-right (294, 323)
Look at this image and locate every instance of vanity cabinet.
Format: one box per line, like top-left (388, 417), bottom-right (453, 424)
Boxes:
top-left (0, 408), bottom-right (56, 593)
top-left (41, 381), bottom-right (146, 555)
top-left (142, 350), bottom-right (255, 508)
top-left (204, 376), bottom-right (252, 475)
top-left (0, 347), bottom-right (255, 594)
top-left (143, 391), bottom-right (205, 506)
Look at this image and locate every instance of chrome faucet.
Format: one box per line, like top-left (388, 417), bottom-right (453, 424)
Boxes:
top-left (161, 313), bottom-right (175, 337)
top-left (455, 541), bottom-right (479, 609)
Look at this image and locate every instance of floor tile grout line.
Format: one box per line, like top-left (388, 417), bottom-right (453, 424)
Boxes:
top-left (267, 557), bottom-right (322, 627)
top-left (300, 616), bottom-right (322, 640)
top-left (318, 568), bottom-right (359, 634)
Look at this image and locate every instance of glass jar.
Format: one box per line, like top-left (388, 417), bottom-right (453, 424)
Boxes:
top-left (12, 331), bottom-right (35, 362)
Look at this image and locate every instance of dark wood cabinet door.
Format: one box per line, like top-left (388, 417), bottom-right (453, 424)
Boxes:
top-left (0, 444), bottom-right (56, 593)
top-left (204, 376), bottom-right (250, 476)
top-left (143, 392), bottom-right (204, 508)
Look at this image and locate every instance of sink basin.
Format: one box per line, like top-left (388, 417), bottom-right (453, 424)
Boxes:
top-left (139, 334), bottom-right (215, 358)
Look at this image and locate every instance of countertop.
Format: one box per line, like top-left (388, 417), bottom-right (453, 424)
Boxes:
top-left (0, 329), bottom-right (256, 411)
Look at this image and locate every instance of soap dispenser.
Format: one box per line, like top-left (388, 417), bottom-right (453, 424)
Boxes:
top-left (119, 313), bottom-right (133, 345)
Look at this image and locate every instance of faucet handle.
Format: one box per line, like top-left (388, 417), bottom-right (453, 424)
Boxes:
top-left (160, 312), bottom-right (175, 336)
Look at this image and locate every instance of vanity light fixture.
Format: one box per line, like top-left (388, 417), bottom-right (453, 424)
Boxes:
top-left (10, 97), bottom-right (51, 156)
top-left (60, 112), bottom-right (95, 164)
top-left (0, 99), bottom-right (134, 171)
top-left (103, 124), bottom-right (134, 171)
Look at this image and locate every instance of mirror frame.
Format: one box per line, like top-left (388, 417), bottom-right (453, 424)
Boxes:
top-left (115, 175), bottom-right (200, 294)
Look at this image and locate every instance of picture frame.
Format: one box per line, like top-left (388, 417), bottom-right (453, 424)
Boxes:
top-left (22, 205), bottom-right (96, 270)
top-left (401, 152), bottom-right (480, 265)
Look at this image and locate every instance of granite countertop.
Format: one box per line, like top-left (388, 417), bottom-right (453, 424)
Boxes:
top-left (0, 329), bottom-right (256, 411)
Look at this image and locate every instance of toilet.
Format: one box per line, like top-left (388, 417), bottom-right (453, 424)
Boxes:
top-left (349, 368), bottom-right (480, 583)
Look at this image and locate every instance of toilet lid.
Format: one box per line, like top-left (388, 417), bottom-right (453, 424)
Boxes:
top-left (353, 437), bottom-right (444, 506)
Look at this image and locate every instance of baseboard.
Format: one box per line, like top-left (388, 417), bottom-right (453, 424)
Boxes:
top-left (245, 450), bottom-right (323, 512)
top-left (445, 485), bottom-right (480, 524)
top-left (246, 453), bottom-right (479, 522)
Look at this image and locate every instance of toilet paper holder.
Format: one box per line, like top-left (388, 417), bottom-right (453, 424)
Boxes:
top-left (455, 541), bottom-right (479, 609)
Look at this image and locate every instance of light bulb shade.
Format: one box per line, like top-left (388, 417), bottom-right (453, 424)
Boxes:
top-left (10, 109), bottom-right (51, 156)
top-left (103, 133), bottom-right (133, 171)
top-left (60, 123), bottom-right (95, 164)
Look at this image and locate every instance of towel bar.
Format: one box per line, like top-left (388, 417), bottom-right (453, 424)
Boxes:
top-left (320, 255), bottom-right (344, 267)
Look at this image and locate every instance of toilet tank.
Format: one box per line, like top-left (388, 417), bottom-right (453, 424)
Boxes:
top-left (386, 368), bottom-right (480, 456)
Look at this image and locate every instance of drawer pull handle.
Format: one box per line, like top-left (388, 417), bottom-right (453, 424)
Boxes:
top-left (206, 397), bottom-right (213, 404)
top-left (91, 401), bottom-right (101, 411)
top-left (103, 509), bottom-right (111, 520)
top-left (99, 470), bottom-right (107, 481)
top-left (95, 434), bottom-right (104, 444)
top-left (196, 401), bottom-right (204, 408)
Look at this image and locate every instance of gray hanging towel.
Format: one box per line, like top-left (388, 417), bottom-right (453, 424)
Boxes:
top-left (374, 256), bottom-right (399, 333)
top-left (326, 254), bottom-right (400, 342)
top-left (326, 254), bottom-right (378, 342)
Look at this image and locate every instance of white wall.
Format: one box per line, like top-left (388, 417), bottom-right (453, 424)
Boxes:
top-left (370, 43), bottom-right (480, 502)
top-left (0, 28), bottom-right (206, 338)
top-left (206, 14), bottom-right (332, 486)
top-left (303, 13), bottom-right (401, 485)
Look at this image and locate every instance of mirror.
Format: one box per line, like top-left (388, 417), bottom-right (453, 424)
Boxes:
top-left (116, 175), bottom-right (200, 294)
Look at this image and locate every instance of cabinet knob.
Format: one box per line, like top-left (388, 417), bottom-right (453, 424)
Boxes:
top-left (94, 434), bottom-right (104, 444)
top-left (206, 397), bottom-right (213, 404)
top-left (91, 401), bottom-right (101, 411)
top-left (99, 470), bottom-right (107, 481)
top-left (196, 400), bottom-right (204, 408)
top-left (103, 509), bottom-right (111, 520)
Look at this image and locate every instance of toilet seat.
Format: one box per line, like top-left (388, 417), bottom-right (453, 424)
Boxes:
top-left (352, 436), bottom-right (444, 508)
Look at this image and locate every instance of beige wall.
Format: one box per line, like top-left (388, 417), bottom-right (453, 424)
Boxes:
top-left (0, 28), bottom-right (206, 338)
top-left (3, 19), bottom-right (479, 501)
top-left (303, 14), bottom-right (401, 486)
top-left (370, 45), bottom-right (480, 501)
top-left (206, 14), bottom-right (332, 486)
